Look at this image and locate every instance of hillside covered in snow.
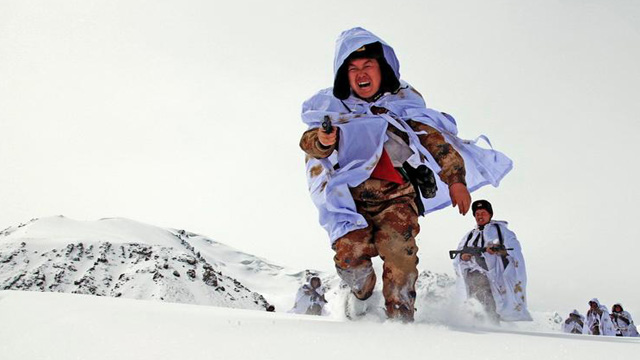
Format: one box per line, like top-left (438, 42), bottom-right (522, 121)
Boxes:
top-left (0, 216), bottom-right (276, 310)
top-left (1, 216), bottom-right (638, 359)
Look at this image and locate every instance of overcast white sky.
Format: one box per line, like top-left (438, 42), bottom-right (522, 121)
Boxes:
top-left (1, 0), bottom-right (639, 313)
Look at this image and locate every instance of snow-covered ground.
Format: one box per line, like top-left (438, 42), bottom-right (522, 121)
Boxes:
top-left (1, 216), bottom-right (638, 359)
top-left (1, 290), bottom-right (637, 360)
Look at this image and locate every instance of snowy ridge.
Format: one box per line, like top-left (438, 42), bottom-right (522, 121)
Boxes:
top-left (0, 216), bottom-right (268, 309)
top-left (169, 227), bottom-right (330, 311)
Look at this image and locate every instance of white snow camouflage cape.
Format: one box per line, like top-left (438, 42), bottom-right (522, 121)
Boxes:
top-left (583, 299), bottom-right (616, 336)
top-left (611, 305), bottom-right (640, 337)
top-left (562, 310), bottom-right (585, 334)
top-left (302, 27), bottom-right (513, 243)
top-left (289, 283), bottom-right (327, 315)
top-left (453, 220), bottom-right (532, 321)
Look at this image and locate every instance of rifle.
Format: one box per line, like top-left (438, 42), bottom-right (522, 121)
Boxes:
top-left (611, 313), bottom-right (630, 325)
top-left (448, 245), bottom-right (513, 260)
top-left (321, 115), bottom-right (333, 134)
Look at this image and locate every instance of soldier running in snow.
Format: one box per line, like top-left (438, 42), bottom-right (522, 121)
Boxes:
top-left (563, 309), bottom-right (585, 334)
top-left (300, 27), bottom-right (512, 322)
top-left (451, 200), bottom-right (531, 323)
top-left (610, 303), bottom-right (639, 337)
top-left (584, 298), bottom-right (616, 336)
top-left (290, 277), bottom-right (328, 316)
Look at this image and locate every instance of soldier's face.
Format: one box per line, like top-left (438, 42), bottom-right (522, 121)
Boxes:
top-left (614, 305), bottom-right (622, 312)
top-left (474, 209), bottom-right (492, 227)
top-left (589, 302), bottom-right (598, 310)
top-left (347, 58), bottom-right (382, 99)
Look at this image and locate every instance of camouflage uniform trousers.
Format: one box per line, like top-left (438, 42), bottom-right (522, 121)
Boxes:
top-left (465, 270), bottom-right (499, 324)
top-left (332, 178), bottom-right (420, 321)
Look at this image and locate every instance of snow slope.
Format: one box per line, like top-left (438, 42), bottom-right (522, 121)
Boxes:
top-left (0, 290), bottom-right (637, 360)
top-left (1, 216), bottom-right (638, 360)
top-left (0, 216), bottom-right (269, 310)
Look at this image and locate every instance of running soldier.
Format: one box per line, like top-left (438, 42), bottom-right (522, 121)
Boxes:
top-left (452, 200), bottom-right (531, 323)
top-left (301, 28), bottom-right (513, 322)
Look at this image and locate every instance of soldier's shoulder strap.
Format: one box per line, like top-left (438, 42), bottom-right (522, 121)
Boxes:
top-left (494, 223), bottom-right (504, 246)
top-left (464, 229), bottom-right (475, 247)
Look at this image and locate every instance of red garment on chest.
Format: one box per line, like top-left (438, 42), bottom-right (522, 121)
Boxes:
top-left (370, 149), bottom-right (404, 184)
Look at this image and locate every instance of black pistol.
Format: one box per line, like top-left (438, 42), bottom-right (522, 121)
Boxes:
top-left (321, 115), bottom-right (333, 134)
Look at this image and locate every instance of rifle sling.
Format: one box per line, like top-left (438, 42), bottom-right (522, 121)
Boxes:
top-left (494, 223), bottom-right (504, 245)
top-left (494, 223), bottom-right (509, 268)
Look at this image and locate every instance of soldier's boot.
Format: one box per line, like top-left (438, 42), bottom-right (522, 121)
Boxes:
top-left (336, 265), bottom-right (376, 318)
top-left (386, 302), bottom-right (415, 323)
top-left (383, 273), bottom-right (417, 322)
top-left (336, 264), bottom-right (376, 299)
top-left (333, 226), bottom-right (378, 317)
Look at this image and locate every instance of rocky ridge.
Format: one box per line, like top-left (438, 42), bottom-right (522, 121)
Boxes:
top-left (0, 218), bottom-right (268, 310)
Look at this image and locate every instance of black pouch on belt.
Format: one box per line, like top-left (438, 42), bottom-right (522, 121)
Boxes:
top-left (400, 162), bottom-right (438, 214)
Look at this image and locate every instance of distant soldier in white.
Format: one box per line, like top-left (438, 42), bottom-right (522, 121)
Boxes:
top-left (562, 309), bottom-right (585, 334)
top-left (610, 303), bottom-right (639, 337)
top-left (452, 200), bottom-right (532, 323)
top-left (290, 277), bottom-right (328, 316)
top-left (583, 298), bottom-right (616, 336)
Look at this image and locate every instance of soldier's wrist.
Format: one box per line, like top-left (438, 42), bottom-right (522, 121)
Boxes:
top-left (315, 139), bottom-right (332, 150)
top-left (448, 178), bottom-right (467, 188)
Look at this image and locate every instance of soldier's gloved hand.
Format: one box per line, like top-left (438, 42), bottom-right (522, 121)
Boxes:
top-left (449, 183), bottom-right (471, 215)
top-left (317, 126), bottom-right (338, 147)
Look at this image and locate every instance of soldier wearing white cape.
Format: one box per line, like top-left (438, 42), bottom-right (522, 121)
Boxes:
top-left (563, 309), bottom-right (585, 334)
top-left (452, 200), bottom-right (532, 322)
top-left (290, 277), bottom-right (328, 316)
top-left (583, 298), bottom-right (616, 336)
top-left (300, 27), bottom-right (515, 322)
top-left (610, 303), bottom-right (639, 337)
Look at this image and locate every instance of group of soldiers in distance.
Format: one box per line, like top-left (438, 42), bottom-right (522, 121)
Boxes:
top-left (563, 298), bottom-right (639, 337)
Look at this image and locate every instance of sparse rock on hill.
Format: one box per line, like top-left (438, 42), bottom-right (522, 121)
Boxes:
top-left (0, 216), bottom-right (268, 310)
